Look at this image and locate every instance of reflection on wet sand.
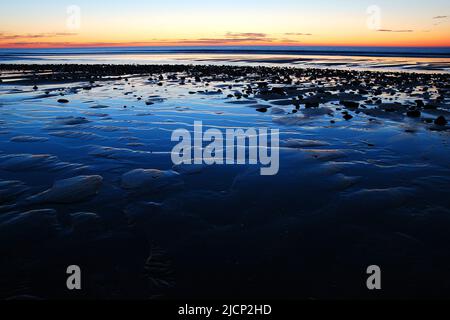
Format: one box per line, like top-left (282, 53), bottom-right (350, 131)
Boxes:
top-left (0, 64), bottom-right (450, 299)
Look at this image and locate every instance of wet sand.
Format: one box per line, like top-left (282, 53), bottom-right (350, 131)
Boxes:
top-left (1, 64), bottom-right (450, 299)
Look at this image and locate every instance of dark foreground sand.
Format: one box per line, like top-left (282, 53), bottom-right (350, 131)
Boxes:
top-left (0, 64), bottom-right (450, 300)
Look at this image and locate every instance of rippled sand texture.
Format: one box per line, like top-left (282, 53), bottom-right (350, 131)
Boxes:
top-left (1, 65), bottom-right (450, 299)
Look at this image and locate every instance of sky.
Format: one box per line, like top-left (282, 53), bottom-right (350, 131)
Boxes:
top-left (0, 0), bottom-right (449, 48)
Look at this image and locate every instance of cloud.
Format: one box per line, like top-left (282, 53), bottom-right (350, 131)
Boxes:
top-left (4, 41), bottom-right (75, 46)
top-left (432, 16), bottom-right (447, 26)
top-left (225, 32), bottom-right (267, 38)
top-left (176, 38), bottom-right (272, 44)
top-left (284, 33), bottom-right (313, 36)
top-left (170, 32), bottom-right (273, 44)
top-left (377, 29), bottom-right (414, 33)
top-left (0, 31), bottom-right (308, 48)
top-left (0, 32), bottom-right (77, 41)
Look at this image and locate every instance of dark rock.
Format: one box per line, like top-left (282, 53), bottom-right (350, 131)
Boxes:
top-left (340, 101), bottom-right (359, 109)
top-left (343, 114), bottom-right (353, 121)
top-left (271, 87), bottom-right (286, 95)
top-left (305, 102), bottom-right (320, 108)
top-left (435, 116), bottom-right (448, 126)
top-left (407, 110), bottom-right (421, 118)
top-left (424, 104), bottom-right (438, 110)
top-left (358, 89), bottom-right (369, 95)
top-left (57, 99), bottom-right (69, 104)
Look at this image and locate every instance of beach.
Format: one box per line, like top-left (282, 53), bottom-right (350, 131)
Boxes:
top-left (1, 63), bottom-right (450, 299)
top-left (1, 46), bottom-right (450, 73)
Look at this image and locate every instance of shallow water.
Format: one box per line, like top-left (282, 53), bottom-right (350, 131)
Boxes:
top-left (2, 46), bottom-right (450, 73)
top-left (1, 70), bottom-right (450, 299)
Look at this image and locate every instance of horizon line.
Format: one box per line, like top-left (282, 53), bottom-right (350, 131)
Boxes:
top-left (1, 44), bottom-right (450, 50)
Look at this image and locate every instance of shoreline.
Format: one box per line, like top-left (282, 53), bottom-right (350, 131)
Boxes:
top-left (1, 63), bottom-right (450, 85)
top-left (1, 63), bottom-right (449, 135)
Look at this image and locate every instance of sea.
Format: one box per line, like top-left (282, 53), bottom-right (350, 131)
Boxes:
top-left (1, 45), bottom-right (450, 73)
top-left (1, 45), bottom-right (450, 299)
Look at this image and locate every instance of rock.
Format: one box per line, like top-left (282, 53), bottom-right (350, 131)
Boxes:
top-left (57, 99), bottom-right (69, 104)
top-left (407, 110), bottom-right (421, 118)
top-left (340, 101), bottom-right (359, 109)
top-left (378, 103), bottom-right (404, 112)
top-left (256, 107), bottom-right (268, 113)
top-left (121, 169), bottom-right (183, 191)
top-left (270, 87), bottom-right (286, 95)
top-left (435, 116), bottom-right (448, 126)
top-left (343, 114), bottom-right (353, 121)
top-left (305, 102), bottom-right (320, 108)
top-left (26, 175), bottom-right (103, 204)
top-left (415, 100), bottom-right (425, 108)
top-left (424, 104), bottom-right (438, 110)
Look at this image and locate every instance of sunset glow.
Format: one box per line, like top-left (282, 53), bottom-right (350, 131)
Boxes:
top-left (1, 0), bottom-right (449, 48)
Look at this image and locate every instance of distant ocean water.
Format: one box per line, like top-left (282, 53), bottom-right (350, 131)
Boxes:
top-left (1, 46), bottom-right (450, 73)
